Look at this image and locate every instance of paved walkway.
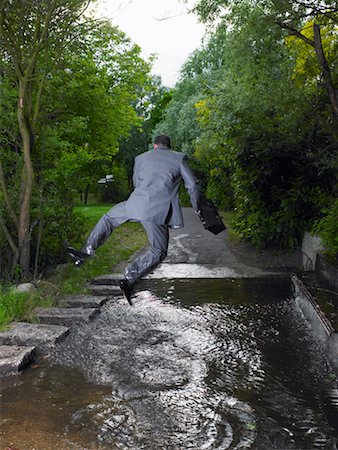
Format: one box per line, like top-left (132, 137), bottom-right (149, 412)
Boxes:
top-left (116, 207), bottom-right (302, 278)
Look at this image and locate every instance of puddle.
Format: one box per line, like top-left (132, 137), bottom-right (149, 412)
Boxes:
top-left (1, 277), bottom-right (337, 449)
top-left (0, 365), bottom-right (111, 449)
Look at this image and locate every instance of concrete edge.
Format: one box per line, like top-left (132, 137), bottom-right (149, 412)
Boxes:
top-left (316, 254), bottom-right (338, 289)
top-left (291, 274), bottom-right (338, 375)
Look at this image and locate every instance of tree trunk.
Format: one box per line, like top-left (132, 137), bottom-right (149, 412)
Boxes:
top-left (84, 183), bottom-right (90, 206)
top-left (277, 20), bottom-right (338, 121)
top-left (17, 79), bottom-right (34, 279)
top-left (313, 22), bottom-right (338, 118)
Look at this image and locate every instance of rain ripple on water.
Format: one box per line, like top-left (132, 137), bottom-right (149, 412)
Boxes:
top-left (1, 277), bottom-right (337, 449)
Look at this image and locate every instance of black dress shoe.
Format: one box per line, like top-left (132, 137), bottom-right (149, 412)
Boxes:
top-left (64, 241), bottom-right (91, 267)
top-left (119, 279), bottom-right (133, 306)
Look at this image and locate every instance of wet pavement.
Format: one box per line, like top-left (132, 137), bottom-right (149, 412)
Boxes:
top-left (1, 277), bottom-right (337, 449)
top-left (0, 209), bottom-right (337, 449)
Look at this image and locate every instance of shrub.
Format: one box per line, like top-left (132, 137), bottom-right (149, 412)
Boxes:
top-left (313, 198), bottom-right (338, 261)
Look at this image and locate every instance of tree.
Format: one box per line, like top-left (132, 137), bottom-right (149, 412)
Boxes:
top-left (0, 2), bottom-right (153, 279)
top-left (117, 75), bottom-right (173, 184)
top-left (44, 22), bottom-right (152, 203)
top-left (188, 0), bottom-right (338, 119)
top-left (0, 0), bottom-right (94, 278)
top-left (157, 4), bottom-right (337, 249)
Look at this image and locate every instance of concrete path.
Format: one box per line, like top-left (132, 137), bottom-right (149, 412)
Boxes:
top-left (147, 208), bottom-right (301, 279)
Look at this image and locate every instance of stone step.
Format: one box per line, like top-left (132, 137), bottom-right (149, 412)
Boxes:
top-left (0, 322), bottom-right (69, 352)
top-left (35, 307), bottom-right (99, 327)
top-left (91, 273), bottom-right (124, 285)
top-left (64, 295), bottom-right (108, 308)
top-left (89, 284), bottom-right (122, 297)
top-left (0, 345), bottom-right (36, 376)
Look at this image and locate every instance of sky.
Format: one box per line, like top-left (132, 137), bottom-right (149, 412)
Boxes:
top-left (93, 0), bottom-right (206, 86)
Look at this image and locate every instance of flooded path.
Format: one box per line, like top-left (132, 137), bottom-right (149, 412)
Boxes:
top-left (1, 277), bottom-right (337, 449)
top-left (1, 210), bottom-right (337, 449)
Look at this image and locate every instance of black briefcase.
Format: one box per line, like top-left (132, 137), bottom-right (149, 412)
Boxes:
top-left (198, 196), bottom-right (226, 235)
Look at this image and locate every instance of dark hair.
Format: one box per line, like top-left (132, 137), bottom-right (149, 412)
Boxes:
top-left (154, 135), bottom-right (171, 148)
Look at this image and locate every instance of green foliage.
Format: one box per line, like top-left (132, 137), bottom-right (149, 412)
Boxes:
top-left (153, 74), bottom-right (204, 156)
top-left (48, 205), bottom-right (148, 295)
top-left (0, 205), bottom-right (148, 326)
top-left (313, 198), bottom-right (338, 259)
top-left (0, 7), bottom-right (153, 279)
top-left (32, 201), bottom-right (86, 268)
top-left (117, 76), bottom-right (173, 183)
top-left (156, 3), bottom-right (337, 252)
top-left (38, 21), bottom-right (152, 197)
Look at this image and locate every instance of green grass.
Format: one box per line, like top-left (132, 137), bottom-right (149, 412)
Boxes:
top-left (47, 204), bottom-right (148, 295)
top-left (73, 205), bottom-right (112, 229)
top-left (0, 288), bottom-right (53, 331)
top-left (0, 204), bottom-right (148, 327)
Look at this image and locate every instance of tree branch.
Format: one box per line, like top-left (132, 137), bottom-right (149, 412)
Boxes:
top-left (313, 22), bottom-right (338, 117)
top-left (0, 157), bottom-right (19, 227)
top-left (276, 20), bottom-right (315, 46)
top-left (0, 208), bottom-right (19, 261)
top-left (24, 1), bottom-right (56, 78)
top-left (33, 71), bottom-right (47, 129)
top-left (1, 18), bottom-right (24, 77)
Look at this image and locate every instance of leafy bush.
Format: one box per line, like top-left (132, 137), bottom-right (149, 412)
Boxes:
top-left (313, 198), bottom-right (338, 260)
top-left (31, 198), bottom-right (86, 271)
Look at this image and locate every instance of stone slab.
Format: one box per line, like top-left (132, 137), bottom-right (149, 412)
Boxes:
top-left (0, 345), bottom-right (36, 376)
top-left (64, 295), bottom-right (108, 308)
top-left (89, 284), bottom-right (122, 296)
top-left (0, 322), bottom-right (69, 351)
top-left (91, 274), bottom-right (124, 285)
top-left (35, 307), bottom-right (99, 326)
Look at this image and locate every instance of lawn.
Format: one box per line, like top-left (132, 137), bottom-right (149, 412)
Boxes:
top-left (50, 204), bottom-right (148, 295)
top-left (0, 204), bottom-right (148, 328)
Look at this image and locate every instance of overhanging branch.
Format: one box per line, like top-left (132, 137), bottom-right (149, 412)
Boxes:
top-left (276, 20), bottom-right (315, 46)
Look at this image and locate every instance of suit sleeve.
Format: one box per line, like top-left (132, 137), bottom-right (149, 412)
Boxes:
top-left (180, 156), bottom-right (201, 210)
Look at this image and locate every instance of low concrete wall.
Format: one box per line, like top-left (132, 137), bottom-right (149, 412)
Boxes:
top-left (302, 232), bottom-right (324, 271)
top-left (316, 254), bottom-right (338, 290)
top-left (292, 274), bottom-right (338, 375)
top-left (302, 231), bottom-right (338, 288)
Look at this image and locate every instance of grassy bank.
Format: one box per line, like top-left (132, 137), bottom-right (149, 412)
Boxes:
top-left (49, 205), bottom-right (147, 295)
top-left (0, 204), bottom-right (147, 328)
top-left (0, 289), bottom-right (54, 329)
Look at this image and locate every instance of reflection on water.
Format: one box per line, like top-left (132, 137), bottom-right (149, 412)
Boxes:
top-left (0, 277), bottom-right (337, 449)
top-left (0, 365), bottom-right (111, 449)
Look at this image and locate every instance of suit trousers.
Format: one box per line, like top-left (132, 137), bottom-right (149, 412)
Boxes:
top-left (85, 201), bottom-right (169, 286)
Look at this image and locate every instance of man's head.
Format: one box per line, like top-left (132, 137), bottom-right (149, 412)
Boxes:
top-left (154, 135), bottom-right (171, 149)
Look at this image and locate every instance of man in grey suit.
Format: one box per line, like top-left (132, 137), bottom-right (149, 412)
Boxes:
top-left (65, 135), bottom-right (201, 304)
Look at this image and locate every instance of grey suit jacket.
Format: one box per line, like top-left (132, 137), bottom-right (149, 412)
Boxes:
top-left (125, 147), bottom-right (200, 228)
